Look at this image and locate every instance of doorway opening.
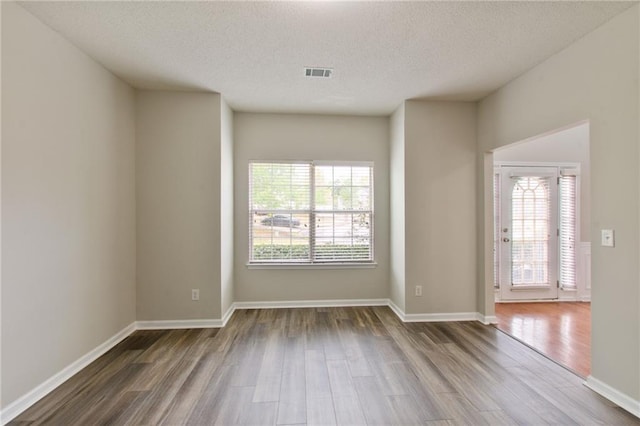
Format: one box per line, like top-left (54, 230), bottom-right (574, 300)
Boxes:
top-left (492, 122), bottom-right (591, 377)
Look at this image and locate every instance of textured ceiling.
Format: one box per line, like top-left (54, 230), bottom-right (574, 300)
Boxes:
top-left (19, 1), bottom-right (636, 115)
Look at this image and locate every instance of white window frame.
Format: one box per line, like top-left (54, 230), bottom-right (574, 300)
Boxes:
top-left (247, 160), bottom-right (375, 268)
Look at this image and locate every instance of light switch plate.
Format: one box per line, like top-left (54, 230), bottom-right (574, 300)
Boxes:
top-left (601, 229), bottom-right (615, 247)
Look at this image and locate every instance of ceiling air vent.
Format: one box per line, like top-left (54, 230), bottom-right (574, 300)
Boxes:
top-left (304, 67), bottom-right (333, 78)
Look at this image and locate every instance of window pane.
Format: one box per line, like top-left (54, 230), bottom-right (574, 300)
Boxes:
top-left (333, 166), bottom-right (352, 186)
top-left (315, 186), bottom-right (332, 211)
top-left (251, 212), bottom-right (310, 261)
top-left (250, 163), bottom-right (310, 210)
top-left (352, 167), bottom-right (370, 186)
top-left (314, 213), bottom-right (372, 262)
top-left (353, 187), bottom-right (371, 210)
top-left (314, 165), bottom-right (372, 212)
top-left (249, 161), bottom-right (311, 262)
top-left (315, 166), bottom-right (333, 186)
top-left (510, 176), bottom-right (550, 285)
top-left (333, 186), bottom-right (352, 210)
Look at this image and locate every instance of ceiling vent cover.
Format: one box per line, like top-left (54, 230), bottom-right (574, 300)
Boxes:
top-left (304, 67), bottom-right (333, 78)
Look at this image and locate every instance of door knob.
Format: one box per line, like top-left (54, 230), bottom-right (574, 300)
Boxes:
top-left (503, 237), bottom-right (510, 242)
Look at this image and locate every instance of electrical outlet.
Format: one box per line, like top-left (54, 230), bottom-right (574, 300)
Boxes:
top-left (601, 229), bottom-right (615, 247)
top-left (192, 289), bottom-right (200, 301)
top-left (415, 285), bottom-right (422, 297)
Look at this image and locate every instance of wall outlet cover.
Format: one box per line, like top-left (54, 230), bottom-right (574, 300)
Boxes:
top-left (601, 229), bottom-right (614, 247)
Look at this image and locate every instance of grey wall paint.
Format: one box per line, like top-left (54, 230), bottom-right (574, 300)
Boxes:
top-left (404, 101), bottom-right (477, 315)
top-left (233, 113), bottom-right (390, 302)
top-left (136, 91), bottom-right (223, 320)
top-left (2, 2), bottom-right (136, 407)
top-left (478, 5), bottom-right (639, 400)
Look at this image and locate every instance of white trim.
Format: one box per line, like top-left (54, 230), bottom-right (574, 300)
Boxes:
top-left (402, 311), bottom-right (480, 323)
top-left (387, 299), bottom-right (406, 321)
top-left (584, 376), bottom-right (640, 418)
top-left (221, 304), bottom-right (236, 327)
top-left (247, 262), bottom-right (377, 269)
top-left (580, 242), bottom-right (592, 290)
top-left (233, 298), bottom-right (389, 310)
top-left (477, 314), bottom-right (498, 325)
top-left (387, 300), bottom-right (493, 324)
top-left (313, 160), bottom-right (374, 167)
top-left (1, 322), bottom-right (136, 425)
top-left (136, 318), bottom-right (225, 330)
top-left (495, 161), bottom-right (581, 170)
top-left (558, 295), bottom-right (579, 302)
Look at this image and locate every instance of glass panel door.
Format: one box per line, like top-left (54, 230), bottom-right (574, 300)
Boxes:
top-left (500, 167), bottom-right (559, 300)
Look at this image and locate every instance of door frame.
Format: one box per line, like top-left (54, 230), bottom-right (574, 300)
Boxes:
top-left (494, 161), bottom-right (581, 302)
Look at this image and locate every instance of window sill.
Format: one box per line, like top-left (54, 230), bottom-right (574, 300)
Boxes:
top-left (246, 262), bottom-right (377, 270)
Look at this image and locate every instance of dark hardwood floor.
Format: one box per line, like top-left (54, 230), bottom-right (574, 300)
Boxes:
top-left (494, 302), bottom-right (591, 377)
top-left (11, 306), bottom-right (638, 425)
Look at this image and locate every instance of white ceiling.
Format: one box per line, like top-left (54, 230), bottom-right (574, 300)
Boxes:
top-left (19, 1), bottom-right (635, 115)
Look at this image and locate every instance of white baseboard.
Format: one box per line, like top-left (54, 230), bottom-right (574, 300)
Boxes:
top-left (1, 322), bottom-right (136, 425)
top-left (387, 299), bottom-right (406, 321)
top-left (221, 304), bottom-right (236, 326)
top-left (477, 314), bottom-right (498, 325)
top-left (233, 298), bottom-right (389, 310)
top-left (403, 311), bottom-right (480, 322)
top-left (584, 376), bottom-right (640, 418)
top-left (387, 300), bottom-right (486, 323)
top-left (136, 318), bottom-right (225, 330)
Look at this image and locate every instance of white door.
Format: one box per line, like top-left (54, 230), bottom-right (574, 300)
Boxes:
top-left (499, 167), bottom-right (559, 300)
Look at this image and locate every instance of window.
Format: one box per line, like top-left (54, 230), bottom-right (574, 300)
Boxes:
top-left (249, 161), bottom-right (374, 264)
top-left (510, 176), bottom-right (551, 285)
top-left (559, 171), bottom-right (577, 289)
top-left (493, 171), bottom-right (501, 288)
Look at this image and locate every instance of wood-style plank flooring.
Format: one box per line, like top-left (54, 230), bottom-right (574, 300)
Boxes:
top-left (495, 302), bottom-right (591, 377)
top-left (11, 306), bottom-right (637, 425)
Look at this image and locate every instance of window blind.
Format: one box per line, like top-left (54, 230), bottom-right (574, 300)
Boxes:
top-left (559, 173), bottom-right (577, 289)
top-left (494, 172), bottom-right (501, 288)
top-left (249, 161), bottom-right (374, 264)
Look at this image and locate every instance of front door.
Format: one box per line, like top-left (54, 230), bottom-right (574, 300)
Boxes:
top-left (499, 167), bottom-right (559, 300)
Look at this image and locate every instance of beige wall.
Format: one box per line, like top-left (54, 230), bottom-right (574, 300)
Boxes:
top-left (404, 101), bottom-right (477, 315)
top-left (220, 98), bottom-right (234, 316)
top-left (136, 91), bottom-right (222, 320)
top-left (494, 122), bottom-right (591, 240)
top-left (233, 113), bottom-right (389, 302)
top-left (478, 5), bottom-right (639, 401)
top-left (390, 103), bottom-right (406, 311)
top-left (1, 2), bottom-right (136, 408)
